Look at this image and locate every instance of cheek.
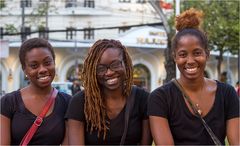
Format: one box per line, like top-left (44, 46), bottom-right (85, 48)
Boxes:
top-left (51, 66), bottom-right (56, 73)
top-left (175, 57), bottom-right (185, 65)
top-left (96, 75), bottom-right (104, 84)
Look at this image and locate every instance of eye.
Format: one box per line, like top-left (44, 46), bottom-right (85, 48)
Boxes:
top-left (29, 63), bottom-right (38, 69)
top-left (97, 65), bottom-right (106, 73)
top-left (44, 60), bottom-right (53, 66)
top-left (177, 52), bottom-right (187, 58)
top-left (194, 50), bottom-right (204, 56)
top-left (110, 61), bottom-right (122, 69)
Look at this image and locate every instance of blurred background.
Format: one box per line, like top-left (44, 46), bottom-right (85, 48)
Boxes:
top-left (0, 0), bottom-right (239, 96)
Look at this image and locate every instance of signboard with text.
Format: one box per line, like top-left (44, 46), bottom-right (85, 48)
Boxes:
top-left (118, 26), bottom-right (167, 49)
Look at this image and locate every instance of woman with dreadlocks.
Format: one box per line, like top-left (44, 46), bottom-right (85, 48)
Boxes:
top-left (65, 39), bottom-right (152, 145)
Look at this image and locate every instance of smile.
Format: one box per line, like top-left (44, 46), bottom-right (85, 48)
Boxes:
top-left (38, 75), bottom-right (51, 81)
top-left (106, 78), bottom-right (118, 85)
top-left (185, 67), bottom-right (198, 73)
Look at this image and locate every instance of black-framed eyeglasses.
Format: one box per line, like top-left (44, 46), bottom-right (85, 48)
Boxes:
top-left (96, 60), bottom-right (123, 76)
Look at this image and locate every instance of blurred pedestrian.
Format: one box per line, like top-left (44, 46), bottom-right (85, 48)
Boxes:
top-left (235, 81), bottom-right (240, 97)
top-left (148, 8), bottom-right (239, 145)
top-left (71, 79), bottom-right (81, 95)
top-left (0, 38), bottom-right (71, 145)
top-left (66, 39), bottom-right (152, 145)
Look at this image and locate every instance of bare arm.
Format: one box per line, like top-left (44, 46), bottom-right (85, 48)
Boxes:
top-left (68, 119), bottom-right (85, 145)
top-left (226, 117), bottom-right (239, 145)
top-left (61, 121), bottom-right (69, 145)
top-left (140, 119), bottom-right (152, 145)
top-left (149, 116), bottom-right (174, 145)
top-left (0, 115), bottom-right (11, 145)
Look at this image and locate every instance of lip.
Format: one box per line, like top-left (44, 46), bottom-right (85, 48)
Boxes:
top-left (37, 75), bottom-right (52, 83)
top-left (184, 67), bottom-right (198, 74)
top-left (105, 77), bottom-right (119, 85)
top-left (37, 75), bottom-right (50, 79)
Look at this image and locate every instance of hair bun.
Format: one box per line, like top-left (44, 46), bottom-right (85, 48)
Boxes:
top-left (175, 8), bottom-right (203, 31)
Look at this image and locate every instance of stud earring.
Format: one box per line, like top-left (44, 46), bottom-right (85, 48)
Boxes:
top-left (25, 74), bottom-right (28, 78)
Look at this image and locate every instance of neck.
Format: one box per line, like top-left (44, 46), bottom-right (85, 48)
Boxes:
top-left (26, 84), bottom-right (53, 98)
top-left (178, 76), bottom-right (205, 91)
top-left (103, 89), bottom-right (124, 100)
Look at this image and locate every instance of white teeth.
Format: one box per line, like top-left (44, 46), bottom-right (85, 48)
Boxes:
top-left (186, 67), bottom-right (197, 73)
top-left (106, 78), bottom-right (118, 85)
top-left (38, 76), bottom-right (49, 81)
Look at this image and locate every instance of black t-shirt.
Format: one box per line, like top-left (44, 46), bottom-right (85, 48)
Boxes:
top-left (0, 90), bottom-right (71, 145)
top-left (65, 86), bottom-right (149, 145)
top-left (147, 80), bottom-right (239, 145)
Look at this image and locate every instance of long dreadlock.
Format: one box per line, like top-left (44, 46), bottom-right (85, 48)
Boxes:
top-left (81, 39), bottom-right (133, 139)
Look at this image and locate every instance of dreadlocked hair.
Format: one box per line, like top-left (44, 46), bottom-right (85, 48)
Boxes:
top-left (81, 39), bottom-right (133, 139)
top-left (172, 8), bottom-right (209, 56)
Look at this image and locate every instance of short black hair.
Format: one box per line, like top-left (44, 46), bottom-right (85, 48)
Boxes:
top-left (19, 38), bottom-right (55, 70)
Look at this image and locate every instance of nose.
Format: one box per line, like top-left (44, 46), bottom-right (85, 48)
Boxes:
top-left (186, 55), bottom-right (195, 64)
top-left (105, 68), bottom-right (115, 76)
top-left (39, 64), bottom-right (48, 73)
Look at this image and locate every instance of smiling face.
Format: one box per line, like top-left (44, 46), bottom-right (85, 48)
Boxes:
top-left (96, 48), bottom-right (126, 92)
top-left (24, 47), bottom-right (55, 89)
top-left (174, 35), bottom-right (208, 81)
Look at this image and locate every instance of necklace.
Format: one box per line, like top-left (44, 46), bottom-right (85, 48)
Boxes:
top-left (195, 103), bottom-right (202, 116)
top-left (194, 80), bottom-right (206, 116)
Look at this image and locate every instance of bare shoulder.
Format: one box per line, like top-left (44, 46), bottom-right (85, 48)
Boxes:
top-left (205, 78), bottom-right (217, 93)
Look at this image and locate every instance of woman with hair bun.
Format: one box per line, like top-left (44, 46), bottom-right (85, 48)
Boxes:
top-left (148, 8), bottom-right (239, 145)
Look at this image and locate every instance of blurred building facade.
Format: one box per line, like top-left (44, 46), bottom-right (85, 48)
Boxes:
top-left (0, 0), bottom-right (238, 94)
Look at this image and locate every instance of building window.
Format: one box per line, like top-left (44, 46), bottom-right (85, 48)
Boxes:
top-left (83, 28), bottom-right (94, 40)
top-left (20, 0), bottom-right (32, 8)
top-left (21, 26), bottom-right (31, 35)
top-left (0, 27), bottom-right (3, 39)
top-left (118, 26), bottom-right (130, 34)
top-left (133, 64), bottom-right (151, 91)
top-left (21, 26), bottom-right (31, 41)
top-left (136, 0), bottom-right (146, 3)
top-left (119, 0), bottom-right (131, 3)
top-left (65, 0), bottom-right (77, 8)
top-left (84, 0), bottom-right (95, 8)
top-left (39, 27), bottom-right (49, 39)
top-left (66, 27), bottom-right (76, 40)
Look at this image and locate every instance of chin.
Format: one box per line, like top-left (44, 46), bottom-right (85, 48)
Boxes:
top-left (184, 74), bottom-right (201, 80)
top-left (38, 83), bottom-right (52, 89)
top-left (106, 84), bottom-right (121, 91)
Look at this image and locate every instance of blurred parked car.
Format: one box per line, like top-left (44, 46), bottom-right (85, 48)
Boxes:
top-left (52, 82), bottom-right (72, 95)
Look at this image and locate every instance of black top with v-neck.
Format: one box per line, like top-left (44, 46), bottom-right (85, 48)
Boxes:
top-left (147, 80), bottom-right (239, 145)
top-left (65, 86), bottom-right (149, 145)
top-left (0, 90), bottom-right (71, 145)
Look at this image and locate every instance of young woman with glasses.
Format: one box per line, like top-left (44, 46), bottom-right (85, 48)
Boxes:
top-left (65, 39), bottom-right (152, 145)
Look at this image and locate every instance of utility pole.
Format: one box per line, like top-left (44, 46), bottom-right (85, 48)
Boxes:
top-left (20, 0), bottom-right (28, 88)
top-left (149, 0), bottom-right (176, 83)
top-left (175, 0), bottom-right (180, 78)
top-left (21, 0), bottom-right (26, 42)
top-left (45, 0), bottom-right (49, 39)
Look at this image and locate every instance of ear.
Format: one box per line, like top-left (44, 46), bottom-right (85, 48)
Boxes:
top-left (23, 68), bottom-right (26, 75)
top-left (172, 52), bottom-right (176, 62)
top-left (206, 50), bottom-right (210, 60)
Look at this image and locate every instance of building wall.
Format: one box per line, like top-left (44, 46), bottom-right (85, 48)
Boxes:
top-left (0, 0), bottom-right (238, 94)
